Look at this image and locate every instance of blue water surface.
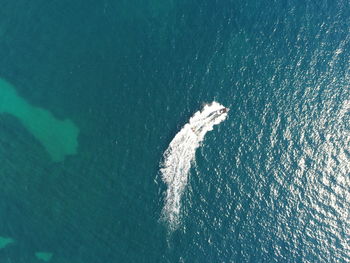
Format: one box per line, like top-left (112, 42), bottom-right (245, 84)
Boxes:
top-left (0, 0), bottom-right (349, 262)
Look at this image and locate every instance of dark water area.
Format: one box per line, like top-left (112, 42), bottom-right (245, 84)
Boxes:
top-left (0, 0), bottom-right (349, 262)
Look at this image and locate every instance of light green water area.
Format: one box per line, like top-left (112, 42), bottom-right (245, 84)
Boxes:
top-left (0, 78), bottom-right (79, 162)
top-left (0, 236), bottom-right (14, 249)
top-left (35, 252), bottom-right (53, 262)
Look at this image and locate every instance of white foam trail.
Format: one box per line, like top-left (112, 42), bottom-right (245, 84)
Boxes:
top-left (160, 102), bottom-right (229, 229)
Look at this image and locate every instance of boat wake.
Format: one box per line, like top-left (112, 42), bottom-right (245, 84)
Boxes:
top-left (160, 102), bottom-right (229, 230)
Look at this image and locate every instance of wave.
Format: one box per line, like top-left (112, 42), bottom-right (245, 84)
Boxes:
top-left (160, 102), bottom-right (229, 230)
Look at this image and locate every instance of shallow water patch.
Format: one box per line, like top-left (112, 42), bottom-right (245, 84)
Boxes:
top-left (0, 78), bottom-right (79, 162)
top-left (0, 236), bottom-right (14, 249)
top-left (35, 252), bottom-right (53, 262)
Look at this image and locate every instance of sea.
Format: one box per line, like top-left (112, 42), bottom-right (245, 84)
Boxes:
top-left (0, 0), bottom-right (349, 262)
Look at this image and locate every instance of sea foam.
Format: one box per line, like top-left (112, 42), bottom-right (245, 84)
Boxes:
top-left (160, 102), bottom-right (229, 229)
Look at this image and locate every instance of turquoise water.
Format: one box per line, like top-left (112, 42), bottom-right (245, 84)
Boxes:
top-left (0, 0), bottom-right (349, 262)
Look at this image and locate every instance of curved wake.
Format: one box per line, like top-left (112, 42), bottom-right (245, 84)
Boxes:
top-left (160, 102), bottom-right (229, 229)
